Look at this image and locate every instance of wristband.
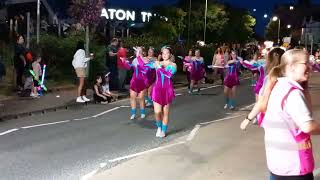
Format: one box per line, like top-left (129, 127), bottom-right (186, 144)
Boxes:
top-left (246, 115), bottom-right (254, 122)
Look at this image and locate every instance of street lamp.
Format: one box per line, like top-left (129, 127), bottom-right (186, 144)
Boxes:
top-left (290, 6), bottom-right (294, 10)
top-left (187, 0), bottom-right (191, 46)
top-left (264, 14), bottom-right (268, 18)
top-left (287, 24), bottom-right (291, 29)
top-left (37, 0), bottom-right (40, 44)
top-left (273, 16), bottom-right (281, 44)
top-left (204, 0), bottom-right (208, 44)
top-left (253, 9), bottom-right (256, 12)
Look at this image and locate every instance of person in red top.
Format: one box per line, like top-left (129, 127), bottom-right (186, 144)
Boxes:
top-left (117, 41), bottom-right (128, 92)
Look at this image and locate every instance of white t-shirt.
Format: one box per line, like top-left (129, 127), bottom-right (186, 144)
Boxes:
top-left (102, 84), bottom-right (110, 94)
top-left (72, 49), bottom-right (90, 69)
top-left (263, 77), bottom-right (313, 176)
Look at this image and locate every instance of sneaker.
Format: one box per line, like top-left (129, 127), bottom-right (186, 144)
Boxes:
top-left (130, 114), bottom-right (136, 120)
top-left (156, 128), bottom-right (162, 137)
top-left (159, 131), bottom-right (166, 138)
top-left (82, 96), bottom-right (90, 102)
top-left (141, 114), bottom-right (146, 119)
top-left (76, 97), bottom-right (86, 103)
top-left (224, 104), bottom-right (228, 109)
top-left (30, 93), bottom-right (40, 98)
top-left (229, 105), bottom-right (235, 110)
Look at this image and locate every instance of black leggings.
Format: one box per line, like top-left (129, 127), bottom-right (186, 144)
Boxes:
top-left (94, 94), bottom-right (112, 103)
top-left (270, 172), bottom-right (313, 180)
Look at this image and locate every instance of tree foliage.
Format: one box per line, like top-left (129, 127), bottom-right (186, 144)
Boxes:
top-left (143, 7), bottom-right (187, 42)
top-left (68, 0), bottom-right (105, 26)
top-left (148, 0), bottom-right (256, 44)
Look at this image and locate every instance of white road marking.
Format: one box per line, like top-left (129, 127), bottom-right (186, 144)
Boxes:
top-left (239, 103), bottom-right (255, 111)
top-left (200, 85), bottom-right (222, 91)
top-left (0, 128), bottom-right (19, 136)
top-left (176, 93), bottom-right (182, 96)
top-left (21, 120), bottom-right (71, 129)
top-left (199, 114), bottom-right (246, 126)
top-left (81, 169), bottom-right (100, 180)
top-left (100, 163), bottom-right (107, 168)
top-left (92, 107), bottom-right (121, 118)
top-left (187, 125), bottom-right (201, 141)
top-left (120, 105), bottom-right (131, 108)
top-left (108, 141), bottom-right (185, 163)
top-left (72, 117), bottom-right (91, 121)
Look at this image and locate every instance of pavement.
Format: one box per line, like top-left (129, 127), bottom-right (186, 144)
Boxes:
top-left (0, 73), bottom-right (191, 121)
top-left (91, 73), bottom-right (320, 180)
top-left (0, 71), bottom-right (255, 180)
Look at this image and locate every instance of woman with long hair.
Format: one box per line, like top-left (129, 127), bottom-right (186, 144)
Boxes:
top-left (212, 47), bottom-right (225, 85)
top-left (240, 47), bottom-right (285, 129)
top-left (259, 49), bottom-right (319, 179)
top-left (72, 41), bottom-right (93, 103)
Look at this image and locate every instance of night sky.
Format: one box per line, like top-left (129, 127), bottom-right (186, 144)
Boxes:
top-left (109, 0), bottom-right (320, 36)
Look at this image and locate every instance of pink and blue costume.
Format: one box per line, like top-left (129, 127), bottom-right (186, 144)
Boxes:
top-left (189, 59), bottom-right (205, 81)
top-left (123, 57), bottom-right (149, 94)
top-left (146, 62), bottom-right (176, 106)
top-left (241, 60), bottom-right (266, 95)
top-left (224, 63), bottom-right (240, 88)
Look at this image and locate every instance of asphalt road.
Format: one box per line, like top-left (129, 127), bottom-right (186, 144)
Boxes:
top-left (0, 78), bottom-right (254, 180)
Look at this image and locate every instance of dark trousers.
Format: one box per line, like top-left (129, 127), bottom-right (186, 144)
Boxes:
top-left (94, 94), bottom-right (112, 103)
top-left (15, 66), bottom-right (24, 88)
top-left (108, 60), bottom-right (118, 91)
top-left (118, 68), bottom-right (127, 90)
top-left (270, 172), bottom-right (313, 180)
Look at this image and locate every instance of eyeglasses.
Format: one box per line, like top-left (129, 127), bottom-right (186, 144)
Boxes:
top-left (295, 62), bottom-right (310, 66)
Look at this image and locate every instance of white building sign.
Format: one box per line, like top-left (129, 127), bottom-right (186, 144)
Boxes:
top-left (101, 8), bottom-right (153, 22)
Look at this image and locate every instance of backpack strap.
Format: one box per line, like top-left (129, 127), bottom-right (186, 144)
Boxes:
top-left (281, 86), bottom-right (299, 110)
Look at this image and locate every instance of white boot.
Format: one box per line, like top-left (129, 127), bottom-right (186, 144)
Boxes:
top-left (156, 128), bottom-right (162, 137)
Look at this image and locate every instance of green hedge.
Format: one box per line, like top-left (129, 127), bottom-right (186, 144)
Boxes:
top-left (31, 34), bottom-right (106, 84)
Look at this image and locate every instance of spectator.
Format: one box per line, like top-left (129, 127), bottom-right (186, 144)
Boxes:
top-left (14, 35), bottom-right (26, 91)
top-left (117, 40), bottom-right (128, 92)
top-left (106, 38), bottom-right (119, 91)
top-left (93, 74), bottom-right (111, 104)
top-left (102, 73), bottom-right (116, 101)
top-left (262, 49), bottom-right (318, 179)
top-left (72, 41), bottom-right (93, 103)
top-left (30, 54), bottom-right (42, 98)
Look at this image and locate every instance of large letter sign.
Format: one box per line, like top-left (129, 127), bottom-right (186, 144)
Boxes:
top-left (101, 8), bottom-right (154, 22)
